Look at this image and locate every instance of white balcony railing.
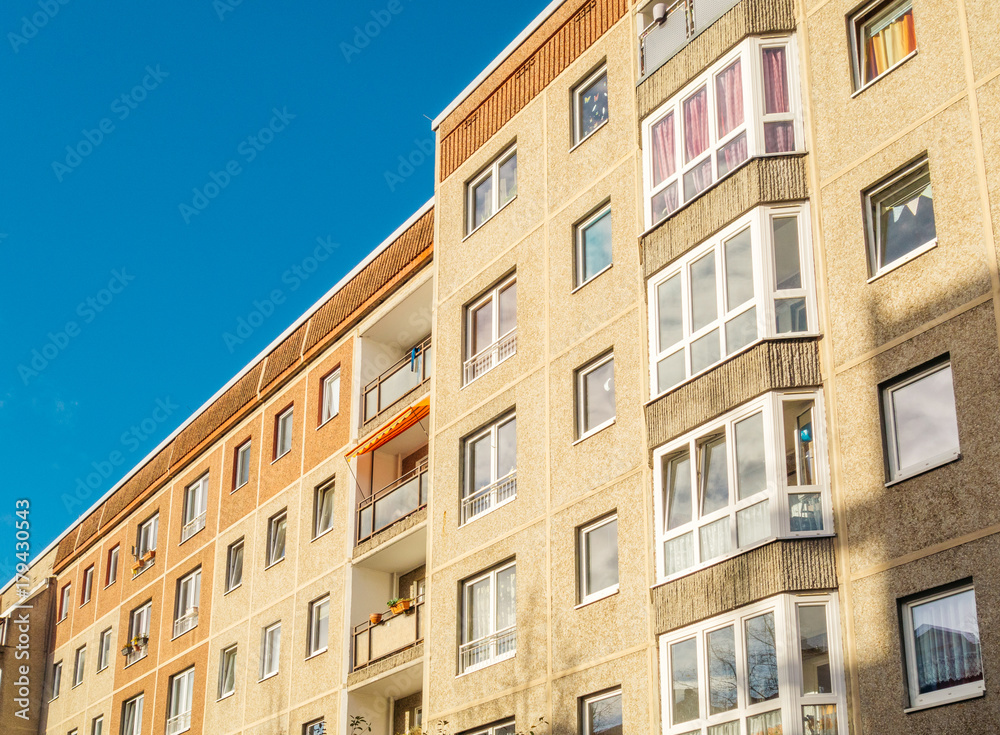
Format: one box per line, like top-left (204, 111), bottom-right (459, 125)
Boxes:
top-left (166, 711), bottom-right (191, 735)
top-left (180, 513), bottom-right (206, 542)
top-left (463, 330), bottom-right (517, 385)
top-left (173, 609), bottom-right (198, 638)
top-left (460, 626), bottom-right (516, 674)
top-left (638, 0), bottom-right (741, 78)
top-left (461, 472), bottom-right (517, 525)
top-left (125, 643), bottom-right (148, 666)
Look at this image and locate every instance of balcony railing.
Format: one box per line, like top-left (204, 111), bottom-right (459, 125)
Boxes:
top-left (461, 472), bottom-right (517, 525)
top-left (173, 609), bottom-right (198, 638)
top-left (352, 597), bottom-right (424, 671)
top-left (363, 337), bottom-right (433, 423)
top-left (459, 626), bottom-right (516, 674)
top-left (638, 0), bottom-right (740, 78)
top-left (180, 513), bottom-right (206, 542)
top-left (357, 458), bottom-right (428, 544)
top-left (463, 330), bottom-right (517, 385)
top-left (166, 712), bottom-right (191, 735)
top-left (125, 642), bottom-right (148, 667)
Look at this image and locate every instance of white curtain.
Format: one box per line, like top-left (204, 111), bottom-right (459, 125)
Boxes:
top-left (911, 590), bottom-right (983, 693)
top-left (737, 500), bottom-right (770, 548)
top-left (495, 566), bottom-right (516, 631)
top-left (665, 533), bottom-right (695, 577)
top-left (699, 518), bottom-right (731, 562)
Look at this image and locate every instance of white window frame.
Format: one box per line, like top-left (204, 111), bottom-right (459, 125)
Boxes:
top-left (128, 601), bottom-right (152, 665)
top-left (59, 583), bottom-right (70, 621)
top-left (218, 645), bottom-right (237, 699)
top-left (653, 390), bottom-right (832, 583)
top-left (106, 546), bottom-right (119, 586)
top-left (181, 474), bottom-right (209, 542)
top-left (275, 406), bottom-right (294, 460)
top-left (260, 622), bottom-right (281, 680)
top-left (901, 584), bottom-right (985, 710)
top-left (234, 440), bottom-right (251, 491)
top-left (578, 513), bottom-right (620, 605)
top-left (466, 720), bottom-right (515, 735)
top-left (91, 715), bottom-right (104, 735)
top-left (266, 511), bottom-right (287, 567)
top-left (226, 538), bottom-right (244, 592)
top-left (304, 719), bottom-right (327, 735)
top-left (647, 204), bottom-right (817, 397)
top-left (641, 35), bottom-right (803, 230)
top-left (173, 568), bottom-right (201, 638)
top-left (581, 688), bottom-right (622, 735)
top-left (98, 628), bottom-right (112, 671)
top-left (576, 352), bottom-right (616, 440)
top-left (464, 274), bottom-right (517, 385)
top-left (137, 514), bottom-right (158, 558)
top-left (572, 65), bottom-right (609, 146)
top-left (121, 694), bottom-right (143, 735)
top-left (73, 645), bottom-right (86, 687)
top-left (307, 595), bottom-right (330, 657)
top-left (849, 0), bottom-right (917, 93)
top-left (461, 412), bottom-right (517, 525)
top-left (659, 593), bottom-right (848, 735)
top-left (320, 369), bottom-right (341, 425)
top-left (466, 144), bottom-right (518, 235)
top-left (81, 565), bottom-right (94, 605)
top-left (313, 479), bottom-right (335, 539)
top-left (574, 204), bottom-right (613, 289)
top-left (166, 667), bottom-right (195, 735)
top-left (864, 156), bottom-right (936, 279)
top-left (881, 360), bottom-right (960, 483)
top-left (460, 561), bottom-right (517, 674)
top-left (50, 661), bottom-right (62, 700)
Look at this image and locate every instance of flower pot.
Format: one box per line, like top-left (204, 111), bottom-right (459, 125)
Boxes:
top-left (121, 646), bottom-right (132, 657)
top-left (142, 550), bottom-right (155, 561)
top-left (369, 612), bottom-right (383, 626)
top-left (390, 598), bottom-right (412, 615)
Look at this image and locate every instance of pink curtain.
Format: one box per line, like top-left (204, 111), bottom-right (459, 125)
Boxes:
top-left (683, 86), bottom-right (709, 164)
top-left (762, 47), bottom-right (789, 114)
top-left (719, 134), bottom-right (748, 176)
top-left (651, 113), bottom-right (676, 186)
top-left (764, 123), bottom-right (794, 154)
top-left (715, 60), bottom-right (744, 138)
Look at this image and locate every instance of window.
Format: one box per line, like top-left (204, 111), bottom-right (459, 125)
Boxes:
top-left (321, 369), bottom-right (341, 424)
top-left (174, 568), bottom-right (201, 638)
top-left (579, 514), bottom-right (619, 604)
top-left (864, 157), bottom-right (935, 277)
top-left (128, 601), bottom-right (152, 664)
top-left (468, 721), bottom-right (515, 735)
top-left (654, 391), bottom-right (830, 580)
top-left (313, 479), bottom-right (335, 539)
top-left (137, 513), bottom-right (158, 558)
top-left (464, 275), bottom-right (517, 384)
top-left (881, 360), bottom-right (960, 483)
top-left (467, 144), bottom-right (517, 233)
top-left (73, 645), bottom-right (86, 687)
top-left (91, 716), bottom-right (104, 735)
top-left (81, 565), bottom-right (94, 605)
top-left (181, 474), bottom-right (209, 541)
top-left (98, 628), bottom-right (112, 671)
top-left (226, 538), bottom-right (244, 592)
top-left (121, 694), bottom-right (143, 735)
top-left (260, 622), bottom-right (281, 679)
top-left (275, 406), bottom-right (293, 460)
top-left (462, 413), bottom-right (517, 524)
top-left (51, 661), bottom-right (62, 700)
top-left (851, 0), bottom-right (916, 90)
top-left (266, 511), bottom-right (287, 567)
top-left (660, 594), bottom-right (845, 735)
top-left (576, 352), bottom-right (616, 438)
top-left (167, 668), bottom-right (195, 735)
top-left (901, 584), bottom-right (984, 709)
top-left (460, 561), bottom-right (516, 673)
top-left (575, 205), bottom-right (613, 288)
top-left (218, 645), bottom-right (237, 698)
top-left (304, 719), bottom-right (327, 735)
top-left (58, 583), bottom-right (70, 621)
top-left (649, 205), bottom-right (815, 395)
top-left (106, 546), bottom-right (119, 586)
top-left (643, 36), bottom-right (801, 228)
top-left (581, 689), bottom-right (623, 735)
top-left (234, 440), bottom-right (251, 491)
top-left (573, 66), bottom-right (609, 145)
top-left (307, 595), bottom-right (330, 656)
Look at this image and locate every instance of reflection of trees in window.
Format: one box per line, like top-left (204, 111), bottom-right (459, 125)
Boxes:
top-left (745, 612), bottom-right (779, 704)
top-left (707, 625), bottom-right (738, 714)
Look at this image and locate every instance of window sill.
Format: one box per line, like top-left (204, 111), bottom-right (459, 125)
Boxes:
top-left (223, 583), bottom-right (242, 596)
top-left (885, 452), bottom-right (961, 487)
top-left (457, 651), bottom-right (516, 677)
top-left (258, 672), bottom-right (279, 683)
top-left (572, 263), bottom-right (613, 294)
top-left (232, 481), bottom-right (248, 494)
top-left (463, 196), bottom-right (517, 242)
top-left (264, 558), bottom-right (285, 571)
top-left (305, 647), bottom-right (328, 661)
top-left (851, 50), bottom-right (918, 98)
top-left (103, 581), bottom-right (117, 590)
top-left (575, 587), bottom-right (619, 609)
top-left (170, 625), bottom-right (197, 642)
top-left (72, 682), bottom-right (83, 690)
top-left (216, 692), bottom-right (235, 703)
top-left (311, 527), bottom-right (334, 543)
top-left (178, 527), bottom-right (204, 546)
top-left (867, 239), bottom-right (937, 283)
top-left (317, 413), bottom-right (339, 430)
top-left (97, 665), bottom-right (109, 674)
top-left (569, 119), bottom-right (609, 153)
top-left (573, 418), bottom-right (616, 445)
top-left (80, 599), bottom-right (92, 609)
top-left (459, 493), bottom-right (517, 529)
top-left (271, 450), bottom-right (291, 465)
top-left (904, 687), bottom-right (985, 714)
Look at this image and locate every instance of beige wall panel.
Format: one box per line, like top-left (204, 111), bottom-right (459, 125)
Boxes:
top-left (201, 622), bottom-right (250, 735)
top-left (551, 652), bottom-right (650, 733)
top-left (296, 454), bottom-right (348, 582)
top-left (243, 597), bottom-right (295, 723)
top-left (963, 0), bottom-right (1000, 81)
top-left (251, 489), bottom-right (300, 613)
top-left (211, 514), bottom-right (256, 634)
top-left (290, 696), bottom-right (339, 735)
top-left (428, 682), bottom-right (547, 733)
top-left (288, 571), bottom-right (345, 702)
top-left (976, 75), bottom-right (1000, 268)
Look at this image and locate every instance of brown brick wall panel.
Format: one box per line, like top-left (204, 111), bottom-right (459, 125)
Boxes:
top-left (99, 446), bottom-right (172, 527)
top-left (642, 155), bottom-right (809, 278)
top-left (636, 0), bottom-right (796, 124)
top-left (651, 537), bottom-right (838, 634)
top-left (55, 532), bottom-right (78, 567)
top-left (260, 322), bottom-right (308, 389)
top-left (646, 338), bottom-right (822, 449)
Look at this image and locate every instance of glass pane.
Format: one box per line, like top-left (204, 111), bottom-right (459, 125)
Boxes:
top-left (746, 613), bottom-right (779, 704)
top-left (652, 182), bottom-right (679, 225)
top-left (737, 500), bottom-right (771, 548)
top-left (890, 365), bottom-right (960, 472)
top-left (700, 517), bottom-right (731, 562)
top-left (670, 637), bottom-right (700, 724)
top-left (498, 153), bottom-right (517, 207)
top-left (466, 578), bottom-right (491, 641)
top-left (707, 626), bottom-right (737, 714)
top-left (583, 359), bottom-right (616, 432)
top-left (684, 158), bottom-right (713, 201)
top-left (498, 282), bottom-right (517, 336)
top-left (665, 533), bottom-right (695, 577)
top-left (772, 216), bottom-right (801, 290)
top-left (691, 328), bottom-right (721, 374)
top-left (708, 723), bottom-right (739, 735)
top-left (585, 518), bottom-right (619, 595)
top-left (861, 1), bottom-right (916, 84)
top-left (715, 60), bottom-right (744, 138)
top-left (726, 307), bottom-right (758, 354)
top-left (803, 704), bottom-right (837, 735)
top-left (735, 412), bottom-right (767, 499)
top-left (876, 166), bottom-right (935, 268)
top-left (578, 72), bottom-right (609, 140)
top-left (775, 298), bottom-right (808, 333)
top-left (683, 87), bottom-right (709, 163)
top-left (764, 122), bottom-right (795, 153)
top-left (658, 351), bottom-right (687, 393)
top-left (690, 251), bottom-right (718, 331)
top-left (724, 227), bottom-right (754, 309)
top-left (657, 274), bottom-right (683, 351)
top-left (497, 418), bottom-right (517, 479)
top-left (699, 435), bottom-right (729, 515)
top-left (495, 566), bottom-right (516, 630)
top-left (747, 709), bottom-right (782, 735)
top-left (784, 400), bottom-right (816, 486)
top-left (664, 452), bottom-right (692, 531)
top-left (581, 210), bottom-right (613, 282)
top-left (910, 588), bottom-right (983, 695)
top-left (472, 300), bottom-right (494, 356)
top-left (762, 47), bottom-right (790, 114)
top-left (799, 606), bottom-right (832, 694)
top-left (651, 113), bottom-right (676, 187)
top-left (588, 692), bottom-right (623, 735)
top-left (789, 494), bottom-right (823, 532)
top-left (717, 133), bottom-right (748, 178)
top-left (473, 176), bottom-right (493, 229)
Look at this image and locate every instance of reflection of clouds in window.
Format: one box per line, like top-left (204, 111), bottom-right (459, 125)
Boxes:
top-left (707, 625), bottom-right (738, 714)
top-left (745, 612), bottom-right (779, 704)
top-left (584, 359), bottom-right (616, 431)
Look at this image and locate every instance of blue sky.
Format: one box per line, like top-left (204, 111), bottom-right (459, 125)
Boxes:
top-left (0, 0), bottom-right (542, 572)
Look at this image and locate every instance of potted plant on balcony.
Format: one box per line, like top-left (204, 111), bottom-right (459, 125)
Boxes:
top-left (121, 645), bottom-right (133, 657)
top-left (387, 597), bottom-right (412, 615)
top-left (131, 634), bottom-right (148, 651)
top-left (141, 549), bottom-right (155, 562)
top-left (131, 559), bottom-right (143, 575)
top-left (369, 611), bottom-right (383, 625)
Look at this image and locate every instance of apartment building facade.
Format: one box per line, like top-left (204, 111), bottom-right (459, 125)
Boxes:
top-left (2, 0), bottom-right (999, 734)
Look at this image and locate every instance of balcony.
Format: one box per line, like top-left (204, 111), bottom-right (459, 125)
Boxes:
top-left (124, 639), bottom-right (148, 667)
top-left (166, 712), bottom-right (191, 735)
top-left (461, 472), bottom-right (517, 525)
top-left (463, 330), bottom-right (516, 385)
top-left (459, 626), bottom-right (516, 674)
top-left (173, 608), bottom-right (198, 638)
top-left (352, 597), bottom-right (424, 672)
top-left (637, 0), bottom-right (741, 79)
top-left (180, 513), bottom-right (205, 542)
top-left (363, 336), bottom-right (433, 424)
top-left (357, 458), bottom-right (428, 545)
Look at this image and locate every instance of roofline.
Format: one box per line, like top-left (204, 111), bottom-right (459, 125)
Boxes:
top-left (431, 0), bottom-right (566, 131)
top-left (0, 197), bottom-right (435, 598)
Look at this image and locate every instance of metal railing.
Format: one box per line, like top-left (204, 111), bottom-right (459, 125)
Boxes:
top-left (363, 336), bottom-right (433, 423)
top-left (166, 711), bottom-right (191, 735)
top-left (463, 330), bottom-right (517, 385)
top-left (459, 627), bottom-right (516, 674)
top-left (173, 609), bottom-right (198, 638)
top-left (461, 472), bottom-right (517, 525)
top-left (125, 643), bottom-right (148, 667)
top-left (638, 0), bottom-right (741, 78)
top-left (352, 597), bottom-right (424, 671)
top-left (357, 458), bottom-right (428, 544)
top-left (180, 513), bottom-right (206, 542)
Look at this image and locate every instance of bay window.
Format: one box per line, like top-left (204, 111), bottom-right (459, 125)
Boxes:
top-left (660, 594), bottom-right (845, 735)
top-left (462, 412), bottom-right (517, 524)
top-left (653, 391), bottom-right (830, 581)
top-left (460, 561), bottom-right (516, 674)
top-left (648, 204), bottom-right (815, 396)
top-left (643, 36), bottom-right (802, 228)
